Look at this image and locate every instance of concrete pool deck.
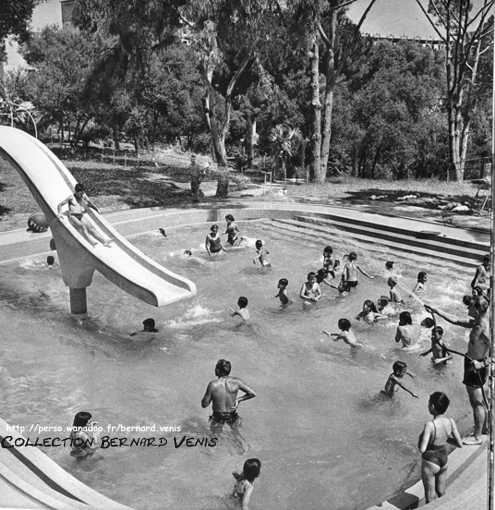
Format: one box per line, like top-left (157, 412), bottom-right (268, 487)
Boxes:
top-left (0, 199), bottom-right (491, 509)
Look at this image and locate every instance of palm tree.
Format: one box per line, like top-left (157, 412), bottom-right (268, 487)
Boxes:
top-left (269, 124), bottom-right (302, 181)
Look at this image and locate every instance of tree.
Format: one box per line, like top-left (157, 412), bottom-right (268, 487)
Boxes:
top-left (180, 0), bottom-right (282, 196)
top-left (290, 0), bottom-right (377, 183)
top-left (415, 0), bottom-right (494, 180)
top-left (0, 0), bottom-right (39, 57)
top-left (21, 26), bottom-right (99, 143)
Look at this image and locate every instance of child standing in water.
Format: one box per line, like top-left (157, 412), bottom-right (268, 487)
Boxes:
top-left (471, 255), bottom-right (490, 294)
top-left (382, 361), bottom-right (418, 398)
top-left (413, 271), bottom-right (428, 295)
top-left (322, 245), bottom-right (339, 278)
top-left (275, 278), bottom-right (291, 306)
top-left (300, 272), bottom-right (322, 303)
top-left (230, 297), bottom-right (250, 323)
top-left (205, 224), bottom-right (225, 255)
top-left (395, 311), bottom-right (416, 349)
top-left (224, 214), bottom-right (243, 247)
top-left (420, 326), bottom-right (452, 365)
top-left (388, 277), bottom-right (403, 305)
top-left (253, 240), bottom-right (271, 267)
top-left (340, 252), bottom-right (374, 293)
top-left (323, 318), bottom-right (361, 348)
top-left (231, 458), bottom-right (261, 510)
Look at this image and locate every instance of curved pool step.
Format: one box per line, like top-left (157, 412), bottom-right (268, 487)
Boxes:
top-left (262, 219), bottom-right (473, 277)
top-left (292, 214), bottom-right (487, 261)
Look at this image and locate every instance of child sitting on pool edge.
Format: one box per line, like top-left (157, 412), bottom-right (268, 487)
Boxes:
top-left (230, 296), bottom-right (250, 323)
top-left (382, 361), bottom-right (418, 398)
top-left (323, 318), bottom-right (361, 348)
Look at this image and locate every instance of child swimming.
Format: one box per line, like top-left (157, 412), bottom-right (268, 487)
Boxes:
top-left (230, 296), bottom-right (250, 323)
top-left (323, 318), bottom-right (361, 348)
top-left (253, 240), bottom-right (271, 267)
top-left (395, 311), bottom-right (416, 349)
top-left (205, 224), bottom-right (225, 256)
top-left (231, 458), bottom-right (261, 510)
top-left (275, 278), bottom-right (291, 306)
top-left (382, 361), bottom-right (418, 398)
top-left (413, 271), bottom-right (428, 295)
top-left (300, 272), bottom-right (322, 303)
top-left (340, 252), bottom-right (374, 293)
top-left (356, 300), bottom-right (386, 324)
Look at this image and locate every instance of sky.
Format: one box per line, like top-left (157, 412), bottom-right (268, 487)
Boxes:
top-left (29, 0), bottom-right (439, 36)
top-left (4, 0), bottom-right (489, 69)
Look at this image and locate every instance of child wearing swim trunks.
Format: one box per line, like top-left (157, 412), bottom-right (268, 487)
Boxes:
top-left (356, 300), bottom-right (386, 324)
top-left (231, 458), bottom-right (261, 510)
top-left (395, 311), bottom-right (415, 348)
top-left (413, 271), bottom-right (428, 295)
top-left (254, 240), bottom-right (271, 267)
top-left (382, 361), bottom-right (418, 398)
top-left (340, 252), bottom-right (374, 293)
top-left (205, 224), bottom-right (225, 255)
top-left (300, 272), bottom-right (322, 303)
top-left (418, 392), bottom-right (462, 503)
top-left (275, 278), bottom-right (291, 306)
top-left (323, 318), bottom-right (361, 348)
top-left (231, 296), bottom-right (250, 322)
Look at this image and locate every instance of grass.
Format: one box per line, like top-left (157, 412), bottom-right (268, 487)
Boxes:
top-left (0, 154), bottom-right (488, 232)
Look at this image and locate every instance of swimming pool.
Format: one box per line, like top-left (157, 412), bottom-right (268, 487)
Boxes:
top-left (0, 220), bottom-right (474, 509)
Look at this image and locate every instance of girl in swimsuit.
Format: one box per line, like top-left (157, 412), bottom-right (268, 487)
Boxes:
top-left (224, 214), bottom-right (243, 247)
top-left (57, 183), bottom-right (111, 247)
top-left (205, 224), bottom-right (225, 255)
top-left (419, 392), bottom-right (462, 503)
top-left (231, 458), bottom-right (261, 510)
top-left (300, 272), bottom-right (321, 303)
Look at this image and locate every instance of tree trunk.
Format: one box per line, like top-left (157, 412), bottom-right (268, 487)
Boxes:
top-left (113, 128), bottom-right (120, 151)
top-left (215, 164), bottom-right (229, 197)
top-left (320, 9), bottom-right (337, 181)
top-left (245, 115), bottom-right (256, 168)
top-left (310, 34), bottom-right (323, 183)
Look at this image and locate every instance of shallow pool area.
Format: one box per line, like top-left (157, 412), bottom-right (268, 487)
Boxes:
top-left (0, 219), bottom-right (477, 510)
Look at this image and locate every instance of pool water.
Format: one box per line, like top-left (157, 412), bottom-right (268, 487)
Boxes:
top-left (0, 220), bottom-right (474, 510)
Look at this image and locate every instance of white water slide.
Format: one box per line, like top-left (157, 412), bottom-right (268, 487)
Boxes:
top-left (0, 127), bottom-right (196, 312)
top-left (0, 417), bottom-right (133, 509)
